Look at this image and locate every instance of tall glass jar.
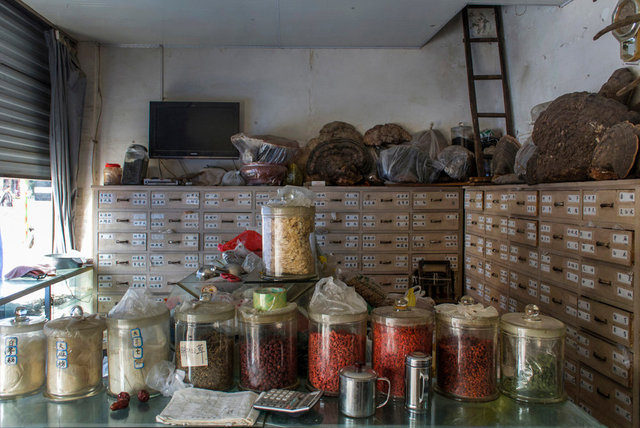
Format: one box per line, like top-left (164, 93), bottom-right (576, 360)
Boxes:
top-left (175, 295), bottom-right (236, 391)
top-left (261, 205), bottom-right (316, 280)
top-left (107, 308), bottom-right (170, 395)
top-left (0, 307), bottom-right (46, 398)
top-left (238, 303), bottom-right (298, 391)
top-left (308, 311), bottom-right (367, 396)
top-left (121, 143), bottom-right (149, 185)
top-left (43, 306), bottom-right (106, 401)
top-left (372, 299), bottom-right (434, 399)
top-left (435, 296), bottom-right (499, 401)
top-left (500, 304), bottom-right (566, 403)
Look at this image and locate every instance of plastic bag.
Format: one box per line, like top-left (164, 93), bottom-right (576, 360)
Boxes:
top-left (191, 167), bottom-right (225, 186)
top-left (221, 170), bottom-right (245, 186)
top-left (217, 230), bottom-right (262, 255)
top-left (242, 252), bottom-right (264, 273)
top-left (378, 145), bottom-right (421, 183)
top-left (267, 185), bottom-right (315, 208)
top-left (410, 125), bottom-right (448, 159)
top-left (145, 361), bottom-right (191, 397)
top-left (416, 155), bottom-right (443, 184)
top-left (436, 145), bottom-right (475, 180)
top-left (309, 277), bottom-right (368, 316)
top-left (221, 241), bottom-right (251, 265)
top-left (240, 163), bottom-right (287, 185)
top-left (231, 133), bottom-right (300, 165)
top-left (108, 288), bottom-right (168, 319)
top-left (514, 137), bottom-right (537, 178)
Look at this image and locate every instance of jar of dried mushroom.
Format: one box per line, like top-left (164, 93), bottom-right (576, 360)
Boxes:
top-left (0, 307), bottom-right (46, 398)
top-left (175, 294), bottom-right (235, 391)
top-left (43, 306), bottom-right (106, 401)
top-left (261, 205), bottom-right (316, 280)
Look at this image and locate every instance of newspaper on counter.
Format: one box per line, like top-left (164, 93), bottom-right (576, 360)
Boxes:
top-left (156, 388), bottom-right (260, 426)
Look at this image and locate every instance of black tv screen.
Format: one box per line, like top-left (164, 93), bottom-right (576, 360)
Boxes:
top-left (149, 101), bottom-right (240, 158)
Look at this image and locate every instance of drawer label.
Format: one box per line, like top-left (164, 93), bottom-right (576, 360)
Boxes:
top-left (612, 326), bottom-right (629, 340)
top-left (577, 310), bottom-right (590, 322)
top-left (583, 206), bottom-right (596, 216)
top-left (567, 241), bottom-right (579, 251)
top-left (617, 272), bottom-right (632, 285)
top-left (568, 194), bottom-right (580, 203)
top-left (583, 194), bottom-right (596, 203)
top-left (612, 312), bottom-right (629, 326)
top-left (615, 405), bottom-right (632, 422)
top-left (612, 350), bottom-right (630, 366)
top-left (582, 264), bottom-right (595, 275)
top-left (615, 389), bottom-right (632, 406)
top-left (619, 207), bottom-right (635, 216)
top-left (581, 278), bottom-right (595, 289)
top-left (617, 287), bottom-right (633, 300)
top-left (613, 233), bottom-right (630, 244)
top-left (619, 191), bottom-right (635, 202)
top-left (612, 249), bottom-right (628, 260)
top-left (612, 364), bottom-right (629, 379)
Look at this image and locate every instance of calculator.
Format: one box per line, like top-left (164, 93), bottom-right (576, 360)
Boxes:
top-left (252, 389), bottom-right (323, 415)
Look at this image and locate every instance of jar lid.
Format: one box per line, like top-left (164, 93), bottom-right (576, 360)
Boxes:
top-left (0, 306), bottom-right (46, 334)
top-left (435, 295), bottom-right (499, 327)
top-left (500, 304), bottom-right (565, 338)
top-left (106, 308), bottom-right (169, 329)
top-left (44, 306), bottom-right (106, 337)
top-left (238, 302), bottom-right (297, 324)
top-left (175, 294), bottom-right (235, 323)
top-left (371, 298), bottom-right (433, 327)
top-left (339, 363), bottom-right (377, 382)
top-left (405, 352), bottom-right (432, 368)
top-left (104, 163), bottom-right (121, 168)
top-left (308, 310), bottom-right (368, 325)
top-left (128, 144), bottom-right (148, 152)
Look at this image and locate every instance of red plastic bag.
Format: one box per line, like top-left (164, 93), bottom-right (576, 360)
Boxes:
top-left (217, 230), bottom-right (262, 255)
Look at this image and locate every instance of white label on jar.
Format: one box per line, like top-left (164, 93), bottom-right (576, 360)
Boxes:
top-left (55, 341), bottom-right (68, 369)
top-left (131, 328), bottom-right (144, 369)
top-left (179, 341), bottom-right (208, 367)
top-left (4, 337), bottom-right (17, 365)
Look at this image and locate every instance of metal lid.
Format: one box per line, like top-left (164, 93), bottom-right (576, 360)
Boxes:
top-left (435, 296), bottom-right (499, 327)
top-left (500, 304), bottom-right (565, 338)
top-left (238, 302), bottom-right (298, 324)
top-left (371, 298), bottom-right (434, 327)
top-left (339, 363), bottom-right (377, 382)
top-left (175, 293), bottom-right (235, 323)
top-left (308, 310), bottom-right (367, 325)
top-left (0, 306), bottom-right (46, 334)
top-left (405, 351), bottom-right (432, 368)
top-left (44, 306), bottom-right (106, 336)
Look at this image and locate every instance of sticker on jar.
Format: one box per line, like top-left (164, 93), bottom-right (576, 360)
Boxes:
top-left (179, 341), bottom-right (208, 367)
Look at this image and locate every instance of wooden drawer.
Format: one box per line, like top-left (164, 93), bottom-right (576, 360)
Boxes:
top-left (507, 297), bottom-right (528, 313)
top-left (484, 237), bottom-right (504, 263)
top-left (464, 276), bottom-right (484, 302)
top-left (564, 358), bottom-right (579, 398)
top-left (577, 298), bottom-right (633, 347)
top-left (579, 364), bottom-right (633, 427)
top-left (203, 233), bottom-right (239, 250)
top-left (540, 190), bottom-right (581, 220)
top-left (465, 212), bottom-right (485, 235)
top-left (413, 211), bottom-right (459, 231)
top-left (574, 330), bottom-right (633, 388)
top-left (539, 282), bottom-right (578, 324)
top-left (580, 260), bottom-right (634, 310)
top-left (369, 275), bottom-right (410, 293)
top-left (97, 211), bottom-right (148, 231)
top-left (508, 270), bottom-right (539, 303)
top-left (97, 253), bottom-right (146, 273)
top-left (539, 251), bottom-right (580, 289)
top-left (148, 232), bottom-right (199, 251)
top-left (149, 252), bottom-right (199, 273)
top-left (150, 211), bottom-right (199, 231)
top-left (483, 190), bottom-right (509, 214)
top-left (147, 273), bottom-right (186, 294)
top-left (582, 189), bottom-right (637, 224)
top-left (507, 190), bottom-right (538, 217)
top-left (483, 261), bottom-right (508, 290)
top-left (565, 325), bottom-right (581, 361)
top-left (361, 213), bottom-right (409, 231)
top-left (412, 190), bottom-right (459, 210)
top-left (203, 212), bottom-right (253, 231)
top-left (97, 232), bottom-right (146, 252)
top-left (362, 253), bottom-right (409, 274)
top-left (330, 253), bottom-right (360, 272)
top-left (315, 212), bottom-right (360, 232)
top-left (97, 274), bottom-right (146, 292)
top-left (97, 293), bottom-right (124, 314)
top-left (315, 190), bottom-right (360, 211)
top-left (411, 253), bottom-right (459, 271)
top-left (97, 190), bottom-right (148, 209)
top-left (151, 190), bottom-right (200, 209)
top-left (507, 218), bottom-right (537, 246)
top-left (362, 233), bottom-right (409, 252)
top-left (362, 191), bottom-right (410, 210)
top-left (464, 254), bottom-right (484, 279)
top-left (464, 233), bottom-right (484, 258)
top-left (508, 243), bottom-right (539, 275)
top-left (254, 190), bottom-right (278, 208)
top-left (484, 214), bottom-right (508, 239)
top-left (316, 233), bottom-right (360, 252)
top-left (203, 190), bottom-right (252, 210)
top-left (464, 189), bottom-right (483, 211)
top-left (579, 227), bottom-right (633, 266)
top-left (538, 222), bottom-right (580, 255)
top-left (481, 284), bottom-right (502, 313)
top-left (412, 232), bottom-right (458, 252)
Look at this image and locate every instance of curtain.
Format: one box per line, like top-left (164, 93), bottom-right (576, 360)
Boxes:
top-left (45, 29), bottom-right (86, 253)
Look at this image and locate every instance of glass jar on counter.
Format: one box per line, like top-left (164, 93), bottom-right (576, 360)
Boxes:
top-left (175, 295), bottom-right (235, 391)
top-left (238, 303), bottom-right (298, 391)
top-left (308, 310), bottom-right (367, 396)
top-left (451, 122), bottom-right (475, 152)
top-left (103, 163), bottom-right (122, 185)
top-left (261, 205), bottom-right (316, 280)
top-left (121, 143), bottom-right (149, 185)
top-left (0, 307), bottom-right (46, 398)
top-left (107, 307), bottom-right (170, 396)
top-left (435, 296), bottom-right (499, 401)
top-left (372, 299), bottom-right (434, 399)
top-left (43, 306), bottom-right (106, 401)
top-left (500, 304), bottom-right (566, 403)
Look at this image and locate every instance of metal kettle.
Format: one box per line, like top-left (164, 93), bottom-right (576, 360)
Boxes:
top-left (339, 363), bottom-right (391, 418)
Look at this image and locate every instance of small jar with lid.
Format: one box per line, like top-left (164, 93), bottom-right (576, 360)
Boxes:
top-left (372, 299), bottom-right (434, 399)
top-left (43, 306), bottom-right (106, 401)
top-left (175, 294), bottom-right (236, 391)
top-left (308, 310), bottom-right (367, 395)
top-left (435, 296), bottom-right (499, 401)
top-left (0, 307), bottom-right (46, 398)
top-left (500, 304), bottom-right (566, 403)
top-left (103, 163), bottom-right (122, 185)
top-left (238, 302), bottom-right (298, 391)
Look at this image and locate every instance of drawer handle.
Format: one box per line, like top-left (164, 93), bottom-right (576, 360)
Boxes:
top-left (552, 234), bottom-right (563, 240)
top-left (168, 282), bottom-right (179, 285)
top-left (430, 198), bottom-right (443, 202)
top-left (470, 221), bottom-right (478, 225)
top-left (381, 220), bottom-right (393, 224)
top-left (518, 284), bottom-right (526, 290)
top-left (516, 201), bottom-right (525, 206)
top-left (380, 240), bottom-right (392, 244)
top-left (429, 240), bottom-right (442, 244)
top-left (596, 388), bottom-right (610, 400)
top-left (116, 281), bottom-right (129, 286)
top-left (492, 199), bottom-right (499, 203)
top-left (222, 198), bottom-right (235, 202)
top-left (168, 240), bottom-right (182, 244)
top-left (116, 261), bottom-right (130, 265)
top-left (169, 219), bottom-right (182, 223)
top-left (594, 316), bottom-right (608, 325)
top-left (491, 272), bottom-right (498, 278)
top-left (553, 201), bottom-right (564, 207)
top-left (221, 220), bottom-right (234, 223)
top-left (115, 240), bottom-right (130, 244)
top-left (329, 240), bottom-right (343, 244)
top-left (552, 266), bottom-right (563, 272)
top-left (380, 261), bottom-right (392, 265)
top-left (329, 198), bottom-right (343, 202)
top-left (168, 261), bottom-right (182, 265)
top-left (468, 242), bottom-right (476, 246)
top-left (516, 228), bottom-right (525, 234)
top-left (598, 278), bottom-right (612, 286)
top-left (595, 241), bottom-right (610, 248)
top-left (470, 264), bottom-right (476, 269)
top-left (469, 286), bottom-right (477, 291)
top-left (330, 219), bottom-right (343, 223)
top-left (600, 202), bottom-right (614, 208)
top-left (430, 219), bottom-right (442, 223)
top-left (517, 256), bottom-right (527, 262)
top-left (491, 297), bottom-right (498, 303)
top-left (551, 297), bottom-right (563, 305)
top-left (381, 198), bottom-right (393, 203)
top-left (592, 351), bottom-right (607, 363)
top-left (169, 198), bottom-right (182, 202)
top-left (116, 219), bottom-right (130, 223)
top-left (468, 199), bottom-right (476, 203)
top-left (116, 198), bottom-right (130, 202)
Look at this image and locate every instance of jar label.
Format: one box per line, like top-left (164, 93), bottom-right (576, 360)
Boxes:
top-left (179, 340), bottom-right (208, 367)
top-left (55, 341), bottom-right (68, 369)
top-left (131, 328), bottom-right (144, 369)
top-left (4, 337), bottom-right (18, 365)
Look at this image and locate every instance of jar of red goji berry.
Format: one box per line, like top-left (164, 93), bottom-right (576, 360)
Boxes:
top-left (371, 299), bottom-right (434, 399)
top-left (435, 296), bottom-right (499, 401)
top-left (238, 302), bottom-right (298, 391)
top-left (308, 310), bottom-right (367, 396)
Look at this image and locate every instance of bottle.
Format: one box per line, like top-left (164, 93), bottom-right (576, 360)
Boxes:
top-left (103, 163), bottom-right (122, 185)
top-left (121, 143), bottom-right (149, 185)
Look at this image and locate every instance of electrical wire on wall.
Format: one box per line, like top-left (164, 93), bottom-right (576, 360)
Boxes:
top-left (91, 43), bottom-right (103, 185)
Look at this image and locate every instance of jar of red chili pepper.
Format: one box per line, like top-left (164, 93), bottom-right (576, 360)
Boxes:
top-left (371, 299), bottom-right (434, 399)
top-left (308, 310), bottom-right (367, 396)
top-left (238, 302), bottom-right (298, 391)
top-left (434, 296), bottom-right (499, 401)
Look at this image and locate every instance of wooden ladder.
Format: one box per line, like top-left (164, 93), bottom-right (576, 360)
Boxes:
top-left (462, 5), bottom-right (514, 177)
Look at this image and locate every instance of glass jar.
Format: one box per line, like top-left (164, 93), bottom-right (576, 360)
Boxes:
top-left (103, 163), bottom-right (122, 185)
top-left (371, 299), bottom-right (434, 399)
top-left (308, 311), bottom-right (367, 395)
top-left (435, 296), bottom-right (499, 401)
top-left (107, 308), bottom-right (170, 395)
top-left (121, 143), bottom-right (149, 185)
top-left (43, 306), bottom-right (106, 401)
top-left (0, 307), bottom-right (46, 398)
top-left (175, 295), bottom-right (235, 391)
top-left (261, 205), bottom-right (316, 280)
top-left (238, 303), bottom-right (298, 391)
top-left (500, 304), bottom-right (566, 403)
top-left (451, 122), bottom-right (475, 152)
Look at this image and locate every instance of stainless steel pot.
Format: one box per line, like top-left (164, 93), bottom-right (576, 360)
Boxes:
top-left (339, 364), bottom-right (391, 418)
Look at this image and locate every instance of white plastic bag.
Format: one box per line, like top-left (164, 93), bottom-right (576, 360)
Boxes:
top-left (107, 287), bottom-right (167, 319)
top-left (145, 361), bottom-right (191, 397)
top-left (309, 277), bottom-right (368, 315)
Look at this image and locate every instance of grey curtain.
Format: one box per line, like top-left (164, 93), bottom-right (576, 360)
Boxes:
top-left (45, 30), bottom-right (87, 253)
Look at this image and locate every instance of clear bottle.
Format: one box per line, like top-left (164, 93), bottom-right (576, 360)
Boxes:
top-left (238, 303), bottom-right (298, 391)
top-left (103, 163), bottom-right (122, 185)
top-left (500, 304), bottom-right (566, 403)
top-left (308, 311), bottom-right (367, 396)
top-left (175, 295), bottom-right (236, 391)
top-left (371, 299), bottom-right (434, 399)
top-left (0, 307), bottom-right (46, 398)
top-left (435, 296), bottom-right (499, 401)
top-left (451, 122), bottom-right (475, 152)
top-left (121, 143), bottom-right (149, 185)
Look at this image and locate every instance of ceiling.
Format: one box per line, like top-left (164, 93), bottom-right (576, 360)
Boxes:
top-left (21, 0), bottom-right (571, 48)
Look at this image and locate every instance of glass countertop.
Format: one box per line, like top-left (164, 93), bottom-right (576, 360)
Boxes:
top-left (0, 266), bottom-right (93, 304)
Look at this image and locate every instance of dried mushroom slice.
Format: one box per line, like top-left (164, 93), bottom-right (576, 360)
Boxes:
top-left (363, 123), bottom-right (412, 146)
top-left (589, 121), bottom-right (639, 180)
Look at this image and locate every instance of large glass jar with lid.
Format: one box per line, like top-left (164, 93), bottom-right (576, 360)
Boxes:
top-left (0, 307), bottom-right (46, 398)
top-left (372, 299), bottom-right (434, 399)
top-left (500, 304), bottom-right (566, 403)
top-left (121, 143), bottom-right (149, 185)
top-left (308, 310), bottom-right (367, 395)
top-left (435, 296), bottom-right (499, 401)
top-left (238, 302), bottom-right (298, 391)
top-left (43, 306), bottom-right (106, 400)
top-left (175, 294), bottom-right (236, 391)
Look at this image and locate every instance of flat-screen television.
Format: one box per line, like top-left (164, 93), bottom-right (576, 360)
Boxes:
top-left (149, 101), bottom-right (240, 158)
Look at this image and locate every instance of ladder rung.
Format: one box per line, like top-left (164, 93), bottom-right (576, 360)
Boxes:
top-left (469, 37), bottom-right (499, 43)
top-left (473, 74), bottom-right (503, 80)
top-left (477, 113), bottom-right (507, 118)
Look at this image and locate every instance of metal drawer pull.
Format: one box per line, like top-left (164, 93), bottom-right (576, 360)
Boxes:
top-left (115, 240), bottom-right (130, 244)
top-left (600, 202), bottom-right (614, 208)
top-left (330, 198), bottom-right (343, 202)
top-left (492, 199), bottom-right (499, 203)
top-left (330, 219), bottom-right (343, 223)
top-left (594, 316), bottom-right (607, 324)
top-left (429, 240), bottom-right (442, 244)
top-left (596, 388), bottom-right (610, 399)
top-left (517, 256), bottom-right (527, 262)
top-left (595, 241), bottom-right (610, 248)
top-left (518, 284), bottom-right (526, 290)
top-left (516, 201), bottom-right (525, 205)
top-left (168, 261), bottom-right (182, 265)
top-left (551, 297), bottom-right (562, 305)
top-left (168, 282), bottom-right (179, 285)
top-left (381, 282), bottom-right (391, 287)
top-left (598, 278), bottom-right (612, 286)
top-left (329, 240), bottom-right (342, 244)
top-left (116, 261), bottom-right (129, 265)
top-left (380, 240), bottom-right (392, 244)
top-left (469, 264), bottom-right (476, 269)
top-left (592, 351), bottom-right (607, 363)
top-left (552, 266), bottom-right (563, 272)
top-left (221, 220), bottom-right (234, 223)
top-left (381, 198), bottom-right (393, 202)
top-left (117, 281), bottom-right (129, 285)
top-left (169, 219), bottom-right (182, 223)
top-left (222, 198), bottom-right (235, 202)
top-left (116, 198), bottom-right (130, 202)
top-left (116, 219), bottom-right (130, 223)
top-left (168, 240), bottom-right (182, 244)
top-left (430, 219), bottom-right (442, 223)
top-left (380, 261), bottom-right (392, 265)
top-left (553, 202), bottom-right (564, 207)
top-left (169, 198), bottom-right (182, 202)
top-left (469, 286), bottom-right (477, 291)
top-left (491, 297), bottom-right (498, 303)
top-left (381, 220), bottom-right (392, 224)
top-left (430, 198), bottom-right (443, 202)
top-left (516, 228), bottom-right (525, 234)
top-left (470, 221), bottom-right (477, 225)
top-left (552, 234), bottom-right (563, 240)
top-left (491, 272), bottom-right (498, 278)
